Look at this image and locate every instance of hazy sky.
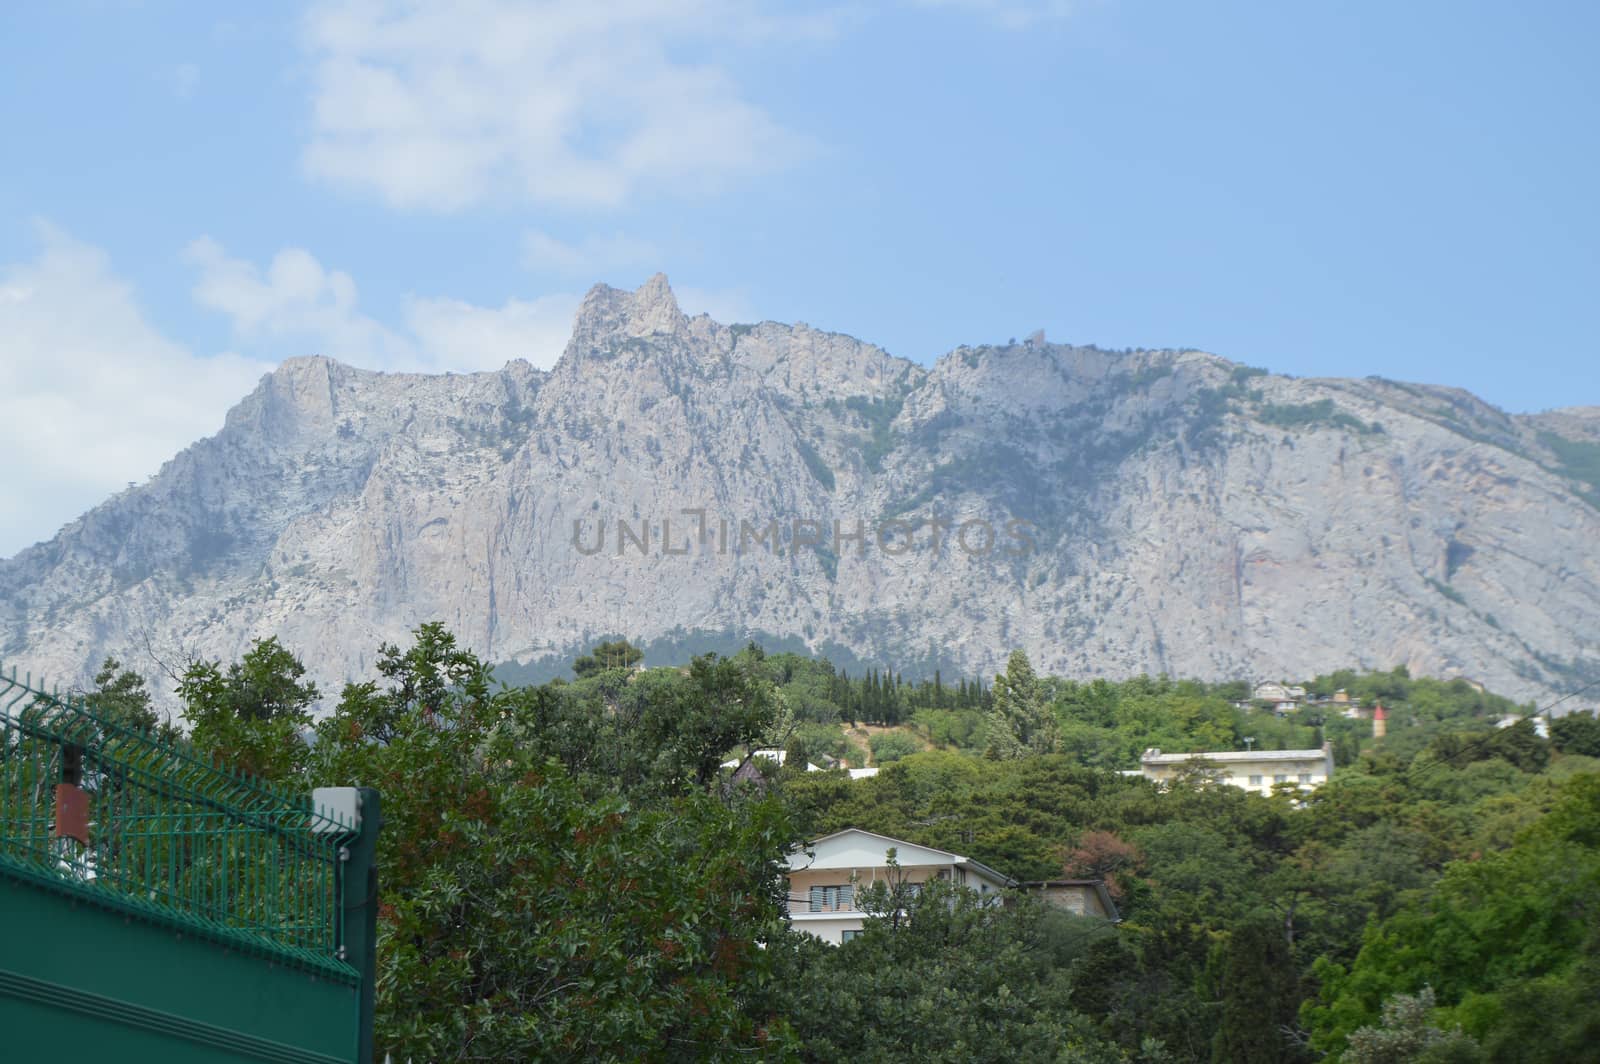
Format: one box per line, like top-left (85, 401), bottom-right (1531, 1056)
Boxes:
top-left (3, 0), bottom-right (1596, 557)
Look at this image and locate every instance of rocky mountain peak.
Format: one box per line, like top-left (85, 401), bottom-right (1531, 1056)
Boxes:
top-left (564, 273), bottom-right (685, 361)
top-left (4, 300), bottom-right (1599, 713)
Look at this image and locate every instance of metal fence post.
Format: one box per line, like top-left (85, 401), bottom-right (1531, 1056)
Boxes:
top-left (345, 787), bottom-right (382, 1063)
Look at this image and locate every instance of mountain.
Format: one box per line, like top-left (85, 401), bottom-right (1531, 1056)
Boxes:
top-left (4, 275), bottom-right (1599, 708)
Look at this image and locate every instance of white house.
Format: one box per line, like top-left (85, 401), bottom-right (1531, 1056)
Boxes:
top-left (1494, 714), bottom-right (1550, 739)
top-left (1139, 743), bottom-right (1335, 797)
top-left (1252, 681), bottom-right (1308, 710)
top-left (720, 748), bottom-right (824, 773)
top-left (784, 828), bottom-right (1014, 944)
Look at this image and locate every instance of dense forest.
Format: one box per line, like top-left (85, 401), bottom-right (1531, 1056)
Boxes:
top-left (86, 629), bottom-right (1600, 1062)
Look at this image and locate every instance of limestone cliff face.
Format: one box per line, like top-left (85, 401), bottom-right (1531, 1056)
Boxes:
top-left (3, 275), bottom-right (1597, 707)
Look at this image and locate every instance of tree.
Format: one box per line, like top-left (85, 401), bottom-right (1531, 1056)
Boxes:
top-left (1306, 773), bottom-right (1600, 1054)
top-left (84, 657), bottom-right (162, 733)
top-left (868, 731), bottom-right (920, 764)
top-left (985, 650), bottom-right (1057, 758)
top-left (179, 636), bottom-right (318, 780)
top-left (373, 765), bottom-right (800, 1060)
top-left (1343, 988), bottom-right (1482, 1064)
top-left (303, 627), bottom-right (803, 1061)
top-left (1060, 830), bottom-right (1141, 899)
top-left (780, 879), bottom-right (1126, 1062)
top-left (1207, 919), bottom-right (1311, 1064)
top-left (329, 621), bottom-right (492, 746)
top-left (573, 638), bottom-right (644, 678)
top-left (1551, 711), bottom-right (1600, 757)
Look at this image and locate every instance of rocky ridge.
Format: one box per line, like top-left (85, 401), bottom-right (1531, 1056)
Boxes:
top-left (3, 275), bottom-right (1598, 709)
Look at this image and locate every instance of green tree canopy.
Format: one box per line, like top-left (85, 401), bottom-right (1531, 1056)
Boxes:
top-left (178, 636), bottom-right (318, 780)
top-left (985, 649), bottom-right (1058, 759)
top-left (573, 638), bottom-right (645, 678)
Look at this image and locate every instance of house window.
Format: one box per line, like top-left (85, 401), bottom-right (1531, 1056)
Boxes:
top-left (841, 929), bottom-right (863, 943)
top-left (1248, 775), bottom-right (1263, 786)
top-left (1298, 773), bottom-right (1313, 783)
top-left (1273, 774), bottom-right (1288, 784)
top-left (809, 884), bottom-right (854, 913)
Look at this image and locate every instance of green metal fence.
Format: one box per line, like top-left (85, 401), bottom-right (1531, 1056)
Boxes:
top-left (0, 663), bottom-right (357, 975)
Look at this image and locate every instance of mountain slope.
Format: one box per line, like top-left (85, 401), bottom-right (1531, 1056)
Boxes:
top-left (3, 275), bottom-right (1597, 707)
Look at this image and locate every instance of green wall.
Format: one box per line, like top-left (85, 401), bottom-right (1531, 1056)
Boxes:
top-left (0, 869), bottom-right (360, 1063)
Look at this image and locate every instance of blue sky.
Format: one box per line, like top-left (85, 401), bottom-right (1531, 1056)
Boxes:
top-left (2, 0), bottom-right (1597, 557)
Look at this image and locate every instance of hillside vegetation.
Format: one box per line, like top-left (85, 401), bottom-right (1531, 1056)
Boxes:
top-left (90, 628), bottom-right (1600, 1062)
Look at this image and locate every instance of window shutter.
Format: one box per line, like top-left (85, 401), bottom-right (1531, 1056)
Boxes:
top-left (839, 884), bottom-right (853, 911)
top-left (810, 885), bottom-right (823, 913)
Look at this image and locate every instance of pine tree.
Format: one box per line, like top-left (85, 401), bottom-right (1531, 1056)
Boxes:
top-left (984, 650), bottom-right (1057, 759)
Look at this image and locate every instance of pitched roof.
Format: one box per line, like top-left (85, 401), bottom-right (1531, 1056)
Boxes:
top-left (789, 827), bottom-right (1016, 886)
top-left (1019, 879), bottom-right (1123, 922)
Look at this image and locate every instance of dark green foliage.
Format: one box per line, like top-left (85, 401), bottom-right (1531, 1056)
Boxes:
top-left (1552, 711), bottom-right (1600, 757)
top-left (985, 649), bottom-right (1057, 758)
top-left (1207, 919), bottom-right (1311, 1064)
top-left (304, 628), bottom-right (801, 1060)
top-left (1257, 399), bottom-right (1381, 435)
top-left (867, 730), bottom-right (919, 763)
top-left (786, 721), bottom-right (849, 766)
top-left (780, 882), bottom-right (1123, 1062)
top-left (1260, 399), bottom-right (1336, 427)
top-left (572, 637), bottom-right (644, 677)
top-left (843, 393), bottom-right (904, 472)
top-left (1420, 719), bottom-right (1550, 774)
top-left (174, 631), bottom-right (1594, 1062)
top-left (794, 437), bottom-right (836, 491)
top-left (1306, 772), bottom-right (1600, 1056)
top-left (1185, 386), bottom-right (1235, 450)
top-left (179, 636), bottom-right (319, 779)
top-left (759, 657), bottom-right (991, 730)
top-left (1538, 430), bottom-right (1600, 502)
top-left (1124, 359), bottom-right (1176, 389)
top-left (85, 657), bottom-right (163, 733)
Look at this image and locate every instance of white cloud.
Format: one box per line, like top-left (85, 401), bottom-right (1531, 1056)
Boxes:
top-left (0, 228), bottom-right (746, 555)
top-left (522, 229), bottom-right (661, 276)
top-left (299, 0), bottom-right (824, 212)
top-left (185, 237), bottom-right (579, 373)
top-left (185, 237), bottom-right (416, 367)
top-left (0, 225), bottom-right (273, 558)
top-left (404, 293), bottom-right (579, 371)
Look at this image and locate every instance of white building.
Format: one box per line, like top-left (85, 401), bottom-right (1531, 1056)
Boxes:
top-left (720, 748), bottom-right (824, 773)
top-left (1494, 714), bottom-right (1549, 739)
top-left (1139, 743), bottom-right (1335, 797)
top-left (1252, 681), bottom-right (1308, 705)
top-left (784, 828), bottom-right (1014, 944)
